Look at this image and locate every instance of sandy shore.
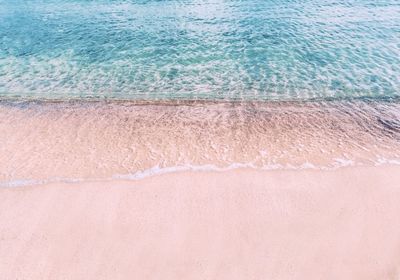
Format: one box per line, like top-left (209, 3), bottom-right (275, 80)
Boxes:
top-left (1, 165), bottom-right (400, 280)
top-left (2, 99), bottom-right (400, 183)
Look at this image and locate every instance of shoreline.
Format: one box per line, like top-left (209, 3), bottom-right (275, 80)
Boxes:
top-left (1, 98), bottom-right (399, 183)
top-left (1, 165), bottom-right (400, 279)
top-left (1, 161), bottom-right (400, 188)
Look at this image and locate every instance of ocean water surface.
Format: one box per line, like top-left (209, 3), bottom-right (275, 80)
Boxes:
top-left (1, 0), bottom-right (400, 186)
top-left (1, 0), bottom-right (399, 100)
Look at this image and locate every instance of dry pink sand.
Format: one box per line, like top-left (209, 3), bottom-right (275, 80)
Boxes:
top-left (1, 166), bottom-right (400, 280)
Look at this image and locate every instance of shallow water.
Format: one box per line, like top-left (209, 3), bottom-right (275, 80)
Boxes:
top-left (1, 0), bottom-right (400, 100)
top-left (1, 98), bottom-right (400, 186)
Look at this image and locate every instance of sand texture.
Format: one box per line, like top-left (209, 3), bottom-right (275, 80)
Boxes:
top-left (1, 166), bottom-right (400, 280)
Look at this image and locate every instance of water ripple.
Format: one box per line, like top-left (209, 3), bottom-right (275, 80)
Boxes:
top-left (0, 0), bottom-right (399, 100)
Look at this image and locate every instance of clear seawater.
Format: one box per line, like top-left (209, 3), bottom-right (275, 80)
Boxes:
top-left (0, 0), bottom-right (399, 101)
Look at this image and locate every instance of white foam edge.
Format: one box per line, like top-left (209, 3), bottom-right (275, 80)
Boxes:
top-left (1, 157), bottom-right (399, 188)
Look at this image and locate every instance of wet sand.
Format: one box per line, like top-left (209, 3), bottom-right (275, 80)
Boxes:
top-left (1, 99), bottom-right (400, 184)
top-left (1, 165), bottom-right (400, 280)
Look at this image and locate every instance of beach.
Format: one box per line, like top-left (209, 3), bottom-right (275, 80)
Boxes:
top-left (1, 165), bottom-right (400, 279)
top-left (1, 99), bottom-right (400, 184)
top-left (1, 0), bottom-right (400, 278)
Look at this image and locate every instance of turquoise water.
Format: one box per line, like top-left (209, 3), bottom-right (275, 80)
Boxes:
top-left (0, 0), bottom-right (399, 100)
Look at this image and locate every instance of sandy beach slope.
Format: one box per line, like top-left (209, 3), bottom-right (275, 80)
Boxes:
top-left (1, 165), bottom-right (400, 280)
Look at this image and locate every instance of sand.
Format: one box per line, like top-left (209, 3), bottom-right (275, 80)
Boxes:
top-left (1, 165), bottom-right (400, 280)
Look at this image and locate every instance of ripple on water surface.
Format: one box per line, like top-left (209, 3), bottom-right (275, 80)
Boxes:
top-left (0, 0), bottom-right (400, 100)
top-left (1, 98), bottom-right (400, 185)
